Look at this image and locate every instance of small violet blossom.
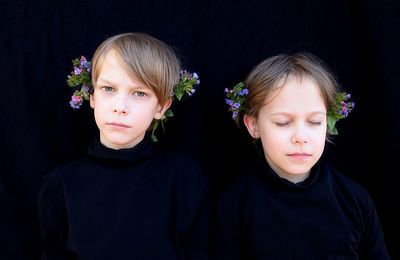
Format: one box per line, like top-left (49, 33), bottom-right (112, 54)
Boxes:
top-left (70, 94), bottom-right (83, 109)
top-left (74, 67), bottom-right (82, 75)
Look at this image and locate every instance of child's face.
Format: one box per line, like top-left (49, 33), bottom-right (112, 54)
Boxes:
top-left (244, 76), bottom-right (327, 182)
top-left (90, 50), bottom-right (170, 149)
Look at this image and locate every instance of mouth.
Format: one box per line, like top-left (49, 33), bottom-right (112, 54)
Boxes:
top-left (107, 122), bottom-right (131, 128)
top-left (287, 153), bottom-right (311, 161)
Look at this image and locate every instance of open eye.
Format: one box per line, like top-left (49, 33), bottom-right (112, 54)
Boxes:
top-left (134, 91), bottom-right (146, 97)
top-left (101, 86), bottom-right (114, 92)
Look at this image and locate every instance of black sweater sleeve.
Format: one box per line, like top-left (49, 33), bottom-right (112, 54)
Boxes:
top-left (358, 191), bottom-right (391, 259)
top-left (38, 172), bottom-right (75, 260)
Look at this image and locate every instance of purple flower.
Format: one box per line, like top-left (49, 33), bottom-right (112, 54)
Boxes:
top-left (346, 93), bottom-right (351, 99)
top-left (225, 99), bottom-right (233, 105)
top-left (351, 102), bottom-right (355, 108)
top-left (80, 56), bottom-right (87, 66)
top-left (83, 85), bottom-right (90, 94)
top-left (70, 95), bottom-right (83, 109)
top-left (232, 111), bottom-right (238, 119)
top-left (224, 88), bottom-right (229, 93)
top-left (74, 67), bottom-right (82, 75)
top-left (180, 70), bottom-right (187, 77)
top-left (341, 106), bottom-right (348, 117)
top-left (239, 88), bottom-right (249, 96)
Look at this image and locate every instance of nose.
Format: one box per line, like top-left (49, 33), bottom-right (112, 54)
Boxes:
top-left (113, 96), bottom-right (128, 114)
top-left (291, 126), bottom-right (308, 144)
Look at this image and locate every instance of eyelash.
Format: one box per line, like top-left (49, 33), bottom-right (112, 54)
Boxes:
top-left (102, 86), bottom-right (114, 92)
top-left (308, 121), bottom-right (322, 126)
top-left (276, 122), bottom-right (290, 127)
top-left (100, 87), bottom-right (146, 97)
top-left (275, 121), bottom-right (322, 127)
top-left (133, 91), bottom-right (146, 97)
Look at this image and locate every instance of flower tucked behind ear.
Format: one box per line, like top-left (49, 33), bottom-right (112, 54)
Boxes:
top-left (150, 70), bottom-right (200, 142)
top-left (224, 82), bottom-right (249, 119)
top-left (327, 92), bottom-right (355, 135)
top-left (67, 56), bottom-right (92, 109)
top-left (66, 56), bottom-right (199, 142)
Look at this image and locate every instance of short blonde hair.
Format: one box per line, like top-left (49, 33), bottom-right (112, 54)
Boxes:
top-left (91, 32), bottom-right (181, 106)
top-left (243, 52), bottom-right (340, 122)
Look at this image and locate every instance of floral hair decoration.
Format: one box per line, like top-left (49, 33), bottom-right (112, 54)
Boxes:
top-left (225, 82), bottom-right (354, 135)
top-left (224, 82), bottom-right (249, 119)
top-left (327, 92), bottom-right (354, 135)
top-left (67, 56), bottom-right (200, 142)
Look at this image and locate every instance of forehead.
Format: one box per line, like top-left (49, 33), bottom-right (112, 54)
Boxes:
top-left (96, 50), bottom-right (126, 72)
top-left (262, 76), bottom-right (326, 114)
top-left (95, 50), bottom-right (147, 86)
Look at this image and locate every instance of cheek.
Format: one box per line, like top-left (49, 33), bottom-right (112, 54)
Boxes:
top-left (259, 128), bottom-right (285, 150)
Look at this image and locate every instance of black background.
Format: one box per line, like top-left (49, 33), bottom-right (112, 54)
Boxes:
top-left (1, 0), bottom-right (399, 259)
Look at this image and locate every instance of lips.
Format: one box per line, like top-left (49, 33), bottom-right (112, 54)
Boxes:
top-left (107, 122), bottom-right (131, 128)
top-left (287, 153), bottom-right (311, 161)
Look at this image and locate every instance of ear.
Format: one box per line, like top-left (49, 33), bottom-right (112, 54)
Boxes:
top-left (154, 98), bottom-right (172, 120)
top-left (90, 94), bottom-right (95, 109)
top-left (243, 114), bottom-right (260, 139)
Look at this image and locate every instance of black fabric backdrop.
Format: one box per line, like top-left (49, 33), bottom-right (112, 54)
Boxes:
top-left (1, 0), bottom-right (399, 259)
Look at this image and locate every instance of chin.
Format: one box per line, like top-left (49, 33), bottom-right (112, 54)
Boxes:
top-left (286, 166), bottom-right (313, 176)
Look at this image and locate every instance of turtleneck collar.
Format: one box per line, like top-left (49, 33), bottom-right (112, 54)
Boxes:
top-left (258, 156), bottom-right (320, 190)
top-left (87, 135), bottom-right (154, 165)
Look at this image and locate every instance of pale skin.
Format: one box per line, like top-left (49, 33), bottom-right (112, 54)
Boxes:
top-left (90, 50), bottom-right (171, 150)
top-left (244, 76), bottom-right (327, 183)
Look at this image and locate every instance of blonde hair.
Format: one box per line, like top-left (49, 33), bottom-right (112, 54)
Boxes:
top-left (243, 52), bottom-right (340, 122)
top-left (91, 32), bottom-right (181, 106)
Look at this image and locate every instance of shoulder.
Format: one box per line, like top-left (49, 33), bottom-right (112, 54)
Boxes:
top-left (322, 163), bottom-right (373, 209)
top-left (323, 164), bottom-right (367, 194)
top-left (50, 157), bottom-right (91, 174)
top-left (40, 157), bottom-right (91, 188)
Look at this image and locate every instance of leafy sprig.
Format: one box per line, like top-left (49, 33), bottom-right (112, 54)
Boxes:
top-left (67, 56), bottom-right (92, 109)
top-left (327, 92), bottom-right (355, 135)
top-left (224, 82), bottom-right (249, 119)
top-left (150, 70), bottom-right (200, 142)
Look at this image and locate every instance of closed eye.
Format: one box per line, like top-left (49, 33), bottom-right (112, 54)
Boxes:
top-left (308, 121), bottom-right (322, 126)
top-left (275, 122), bottom-right (290, 127)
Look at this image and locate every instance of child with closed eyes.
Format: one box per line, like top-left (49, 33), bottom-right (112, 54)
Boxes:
top-left (38, 32), bottom-right (208, 259)
top-left (212, 52), bottom-right (390, 259)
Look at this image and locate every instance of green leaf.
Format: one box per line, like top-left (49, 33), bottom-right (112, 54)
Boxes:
top-left (328, 127), bottom-right (338, 135)
top-left (164, 109), bottom-right (174, 117)
top-left (327, 115), bottom-right (336, 130)
top-left (175, 91), bottom-right (184, 101)
top-left (151, 134), bottom-right (158, 142)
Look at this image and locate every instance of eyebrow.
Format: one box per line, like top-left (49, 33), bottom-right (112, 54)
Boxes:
top-left (269, 111), bottom-right (326, 117)
top-left (96, 78), bottom-right (147, 90)
top-left (96, 78), bottom-right (113, 86)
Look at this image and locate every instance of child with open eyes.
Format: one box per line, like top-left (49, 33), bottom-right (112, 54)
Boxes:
top-left (38, 32), bottom-right (208, 260)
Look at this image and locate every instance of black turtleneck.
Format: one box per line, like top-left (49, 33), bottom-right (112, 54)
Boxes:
top-left (38, 137), bottom-right (208, 260)
top-left (211, 159), bottom-right (390, 259)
